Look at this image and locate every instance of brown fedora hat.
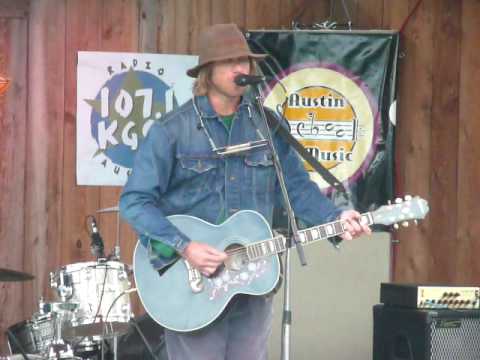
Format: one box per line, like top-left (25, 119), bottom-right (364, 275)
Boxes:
top-left (187, 23), bottom-right (267, 78)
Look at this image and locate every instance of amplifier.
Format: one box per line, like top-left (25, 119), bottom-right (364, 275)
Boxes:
top-left (373, 304), bottom-right (480, 360)
top-left (380, 283), bottom-right (480, 309)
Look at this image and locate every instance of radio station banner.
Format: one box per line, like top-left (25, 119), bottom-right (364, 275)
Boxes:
top-left (76, 51), bottom-right (197, 186)
top-left (247, 31), bottom-right (399, 211)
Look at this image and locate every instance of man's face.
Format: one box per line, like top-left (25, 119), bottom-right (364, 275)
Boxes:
top-left (209, 56), bottom-right (251, 99)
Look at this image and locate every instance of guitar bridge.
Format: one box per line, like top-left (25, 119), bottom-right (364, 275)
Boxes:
top-left (183, 260), bottom-right (204, 293)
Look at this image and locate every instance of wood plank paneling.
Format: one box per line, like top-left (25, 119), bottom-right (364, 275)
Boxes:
top-left (355, 0), bottom-right (384, 29)
top-left (382, 0), bottom-right (410, 30)
top-left (211, 0), bottom-right (244, 28)
top-left (0, 16), bottom-right (28, 350)
top-left (246, 0), bottom-right (280, 29)
top-left (158, 0), bottom-right (176, 53)
top-left (457, 0), bottom-right (480, 283)
top-left (0, 0), bottom-right (29, 18)
top-left (62, 0), bottom-right (103, 266)
top-left (428, 0), bottom-right (461, 283)
top-left (190, 0), bottom-right (211, 54)
top-left (139, 0), bottom-right (161, 53)
top-left (391, 0), bottom-right (435, 283)
top-left (23, 0), bottom-right (67, 317)
top-left (174, 0), bottom-right (191, 54)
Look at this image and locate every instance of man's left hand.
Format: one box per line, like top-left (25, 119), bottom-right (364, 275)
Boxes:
top-left (339, 210), bottom-right (372, 240)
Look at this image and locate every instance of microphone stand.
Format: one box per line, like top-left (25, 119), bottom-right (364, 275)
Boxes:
top-left (251, 83), bottom-right (306, 360)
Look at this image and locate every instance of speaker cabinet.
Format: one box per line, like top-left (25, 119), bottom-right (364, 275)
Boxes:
top-left (373, 304), bottom-right (480, 360)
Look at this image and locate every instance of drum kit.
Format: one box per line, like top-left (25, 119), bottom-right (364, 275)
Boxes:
top-left (2, 207), bottom-right (138, 360)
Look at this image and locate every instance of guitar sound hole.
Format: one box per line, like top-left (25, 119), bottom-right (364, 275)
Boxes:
top-left (210, 243), bottom-right (248, 278)
top-left (224, 243), bottom-right (248, 271)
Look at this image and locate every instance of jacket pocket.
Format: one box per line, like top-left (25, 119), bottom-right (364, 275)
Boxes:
top-left (179, 157), bottom-right (218, 174)
top-left (175, 155), bottom-right (220, 197)
top-left (244, 150), bottom-right (275, 195)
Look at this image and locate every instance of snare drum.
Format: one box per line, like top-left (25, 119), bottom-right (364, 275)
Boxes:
top-left (50, 261), bottom-right (133, 338)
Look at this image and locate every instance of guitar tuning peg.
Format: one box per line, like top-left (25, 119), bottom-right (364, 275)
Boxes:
top-left (395, 198), bottom-right (403, 204)
top-left (402, 221), bottom-right (409, 227)
top-left (404, 194), bottom-right (412, 201)
top-left (393, 223), bottom-right (399, 230)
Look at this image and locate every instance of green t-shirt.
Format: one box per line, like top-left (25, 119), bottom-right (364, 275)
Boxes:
top-left (221, 114), bottom-right (234, 131)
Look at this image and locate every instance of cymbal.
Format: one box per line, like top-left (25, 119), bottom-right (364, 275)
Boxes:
top-left (0, 267), bottom-right (34, 281)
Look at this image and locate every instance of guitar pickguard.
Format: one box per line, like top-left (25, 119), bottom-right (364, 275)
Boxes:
top-left (207, 259), bottom-right (269, 300)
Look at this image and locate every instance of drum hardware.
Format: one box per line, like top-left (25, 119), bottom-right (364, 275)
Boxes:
top-left (95, 204), bottom-right (121, 261)
top-left (101, 288), bottom-right (137, 338)
top-left (37, 298), bottom-right (80, 360)
top-left (50, 261), bottom-right (133, 342)
top-left (3, 204), bottom-right (134, 360)
top-left (6, 298), bottom-right (79, 360)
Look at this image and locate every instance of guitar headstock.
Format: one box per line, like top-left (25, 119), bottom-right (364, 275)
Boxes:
top-left (371, 195), bottom-right (429, 228)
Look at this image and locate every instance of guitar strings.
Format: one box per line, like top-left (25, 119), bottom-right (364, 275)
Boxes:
top-left (222, 235), bottom-right (286, 258)
top-left (222, 219), bottom-right (348, 260)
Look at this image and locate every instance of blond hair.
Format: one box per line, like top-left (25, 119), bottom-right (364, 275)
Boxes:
top-left (192, 58), bottom-right (258, 96)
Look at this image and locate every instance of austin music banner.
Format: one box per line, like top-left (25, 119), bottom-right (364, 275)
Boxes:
top-left (247, 30), bottom-right (399, 211)
top-left (76, 51), bottom-right (197, 186)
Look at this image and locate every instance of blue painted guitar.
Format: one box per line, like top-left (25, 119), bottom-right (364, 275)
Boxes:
top-left (133, 196), bottom-right (429, 332)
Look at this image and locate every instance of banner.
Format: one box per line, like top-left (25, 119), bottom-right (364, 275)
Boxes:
top-left (76, 52), bottom-right (197, 186)
top-left (247, 30), bottom-right (399, 211)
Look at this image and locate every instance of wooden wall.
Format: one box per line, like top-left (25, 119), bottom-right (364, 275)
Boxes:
top-left (1, 0), bottom-right (479, 355)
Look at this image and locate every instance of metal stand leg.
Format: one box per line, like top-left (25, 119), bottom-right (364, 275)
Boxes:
top-left (280, 248), bottom-right (292, 360)
top-left (113, 335), bottom-right (117, 360)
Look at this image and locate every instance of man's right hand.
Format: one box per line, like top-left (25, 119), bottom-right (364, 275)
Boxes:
top-left (181, 241), bottom-right (227, 277)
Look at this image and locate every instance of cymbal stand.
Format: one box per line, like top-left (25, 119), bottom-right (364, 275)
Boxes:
top-left (46, 312), bottom-right (77, 360)
top-left (96, 204), bottom-right (121, 260)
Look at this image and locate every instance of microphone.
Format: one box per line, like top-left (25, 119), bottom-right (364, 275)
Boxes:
top-left (90, 217), bottom-right (105, 259)
top-left (234, 74), bottom-right (266, 87)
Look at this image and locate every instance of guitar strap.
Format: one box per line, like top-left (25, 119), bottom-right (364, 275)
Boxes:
top-left (263, 108), bottom-right (348, 197)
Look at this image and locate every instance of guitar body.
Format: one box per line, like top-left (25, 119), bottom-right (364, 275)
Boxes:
top-left (133, 210), bottom-right (280, 332)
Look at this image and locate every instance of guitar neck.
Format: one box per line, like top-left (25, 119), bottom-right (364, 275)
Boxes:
top-left (246, 212), bottom-right (374, 261)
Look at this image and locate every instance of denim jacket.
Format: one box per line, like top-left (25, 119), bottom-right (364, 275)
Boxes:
top-left (119, 95), bottom-right (341, 269)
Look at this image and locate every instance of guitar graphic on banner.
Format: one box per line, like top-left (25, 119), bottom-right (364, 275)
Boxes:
top-left (133, 195), bottom-right (429, 332)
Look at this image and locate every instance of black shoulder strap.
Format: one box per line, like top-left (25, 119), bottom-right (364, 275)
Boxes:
top-left (264, 108), bottom-right (348, 195)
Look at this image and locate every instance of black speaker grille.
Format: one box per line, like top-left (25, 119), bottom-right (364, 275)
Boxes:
top-left (429, 317), bottom-right (480, 360)
top-left (373, 305), bottom-right (480, 360)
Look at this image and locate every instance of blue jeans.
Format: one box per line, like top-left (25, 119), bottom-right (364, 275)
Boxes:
top-left (164, 295), bottom-right (273, 360)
